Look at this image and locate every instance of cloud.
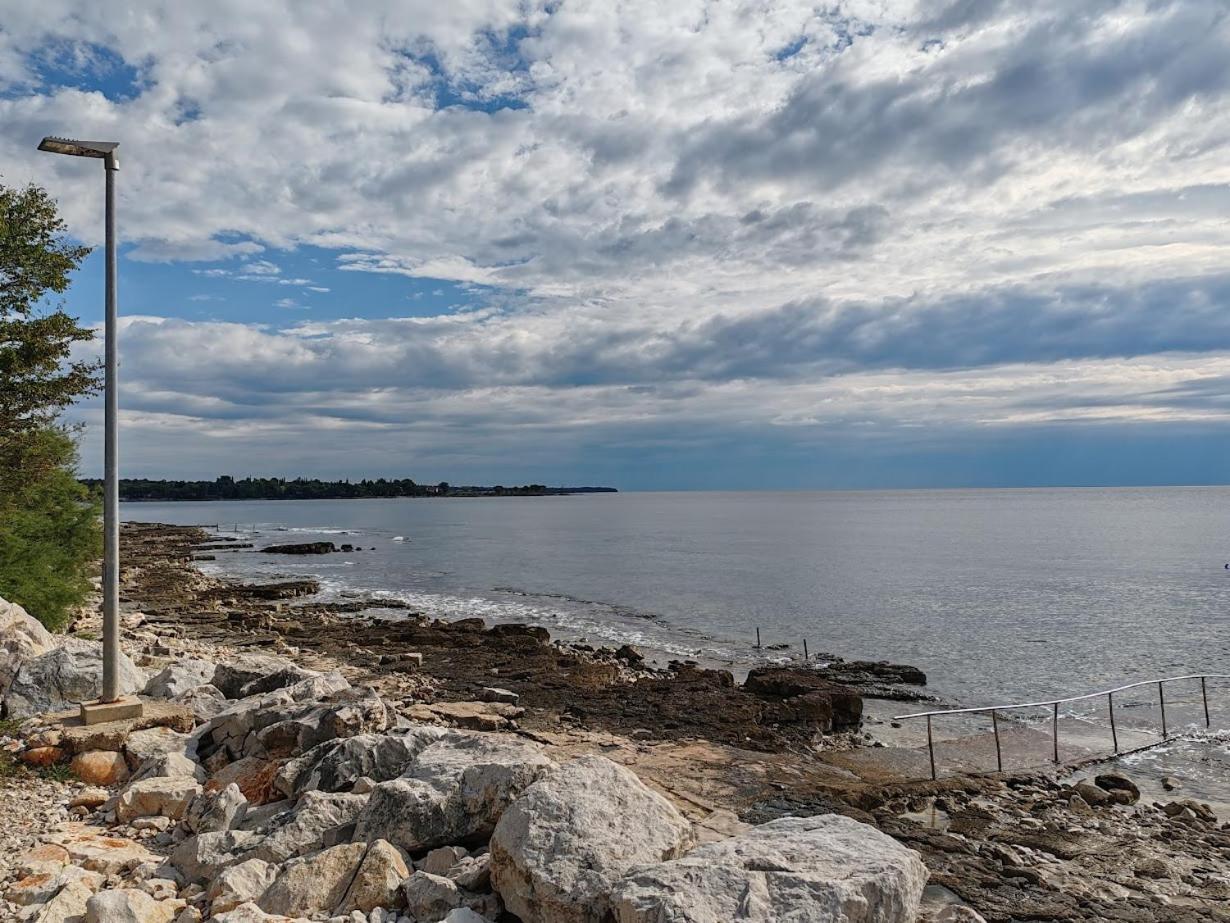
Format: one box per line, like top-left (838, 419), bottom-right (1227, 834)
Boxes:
top-left (4, 0), bottom-right (1229, 483)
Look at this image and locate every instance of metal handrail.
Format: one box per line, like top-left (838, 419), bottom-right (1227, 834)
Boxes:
top-left (893, 673), bottom-right (1230, 780)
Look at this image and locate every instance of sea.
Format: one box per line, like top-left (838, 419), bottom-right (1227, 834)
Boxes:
top-left (124, 486), bottom-right (1230, 793)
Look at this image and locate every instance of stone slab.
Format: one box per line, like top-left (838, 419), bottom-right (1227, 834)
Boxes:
top-left (81, 697), bottom-right (144, 725)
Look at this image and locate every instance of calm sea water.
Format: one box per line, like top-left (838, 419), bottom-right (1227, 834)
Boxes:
top-left (123, 488), bottom-right (1230, 713)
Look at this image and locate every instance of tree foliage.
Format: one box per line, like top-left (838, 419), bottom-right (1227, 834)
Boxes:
top-left (0, 180), bottom-right (100, 630)
top-left (0, 430), bottom-right (100, 631)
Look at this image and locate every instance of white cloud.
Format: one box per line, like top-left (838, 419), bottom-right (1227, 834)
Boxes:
top-left (4, 0), bottom-right (1230, 481)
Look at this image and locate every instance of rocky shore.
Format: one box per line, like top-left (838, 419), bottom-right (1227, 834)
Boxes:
top-left (0, 522), bottom-right (1226, 922)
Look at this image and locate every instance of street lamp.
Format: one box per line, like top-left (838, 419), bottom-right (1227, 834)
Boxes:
top-left (38, 136), bottom-right (141, 724)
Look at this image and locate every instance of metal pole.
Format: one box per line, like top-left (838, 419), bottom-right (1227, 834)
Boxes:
top-left (991, 710), bottom-right (1002, 772)
top-left (1109, 692), bottom-right (1118, 753)
top-left (101, 156), bottom-right (120, 703)
top-left (1201, 676), bottom-right (1210, 728)
top-left (803, 639), bottom-right (808, 661)
top-left (1052, 702), bottom-right (1059, 763)
top-left (1158, 681), bottom-right (1167, 739)
top-left (926, 715), bottom-right (936, 780)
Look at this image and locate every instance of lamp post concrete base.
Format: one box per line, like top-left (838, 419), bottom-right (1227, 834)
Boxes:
top-left (80, 697), bottom-right (143, 726)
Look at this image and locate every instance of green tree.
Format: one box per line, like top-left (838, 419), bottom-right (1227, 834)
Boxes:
top-left (0, 180), bottom-right (101, 630)
top-left (0, 430), bottom-right (99, 631)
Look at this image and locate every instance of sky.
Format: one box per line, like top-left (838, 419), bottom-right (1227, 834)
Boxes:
top-left (2, 0), bottom-right (1229, 489)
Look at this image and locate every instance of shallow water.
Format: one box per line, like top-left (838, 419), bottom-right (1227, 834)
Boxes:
top-left (123, 486), bottom-right (1230, 718)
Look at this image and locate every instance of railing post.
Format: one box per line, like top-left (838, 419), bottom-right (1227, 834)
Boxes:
top-left (1108, 691), bottom-right (1118, 753)
top-left (1159, 681), bottom-right (1167, 739)
top-left (926, 715), bottom-right (936, 781)
top-left (1201, 676), bottom-right (1210, 728)
top-left (991, 710), bottom-right (1002, 772)
top-left (1052, 702), bottom-right (1059, 763)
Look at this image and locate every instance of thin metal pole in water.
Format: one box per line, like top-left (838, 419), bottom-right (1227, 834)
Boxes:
top-left (755, 627), bottom-right (761, 649)
top-left (1109, 692), bottom-right (1118, 753)
top-left (1159, 681), bottom-right (1167, 739)
top-left (1052, 702), bottom-right (1059, 763)
top-left (1201, 676), bottom-right (1210, 728)
top-left (926, 715), bottom-right (936, 781)
top-left (991, 710), bottom-right (1002, 772)
top-left (101, 156), bottom-right (120, 704)
top-left (803, 639), bottom-right (809, 661)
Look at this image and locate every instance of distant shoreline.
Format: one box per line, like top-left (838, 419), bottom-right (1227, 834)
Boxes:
top-left (83, 476), bottom-right (617, 501)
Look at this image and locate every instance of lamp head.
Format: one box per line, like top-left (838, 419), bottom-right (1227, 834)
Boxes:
top-left (38, 136), bottom-right (119, 168)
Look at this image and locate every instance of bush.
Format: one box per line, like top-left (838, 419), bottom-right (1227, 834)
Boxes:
top-left (0, 428), bottom-right (100, 631)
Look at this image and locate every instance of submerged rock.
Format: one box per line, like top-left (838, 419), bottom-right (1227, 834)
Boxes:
top-left (609, 814), bottom-right (927, 923)
top-left (491, 755), bottom-right (693, 923)
top-left (259, 542), bottom-right (337, 555)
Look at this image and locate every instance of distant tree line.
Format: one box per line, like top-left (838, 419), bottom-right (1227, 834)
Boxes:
top-left (79, 475), bottom-right (615, 501)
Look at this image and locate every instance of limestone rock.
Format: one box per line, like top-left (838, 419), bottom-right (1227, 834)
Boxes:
top-left (208, 858), bottom-right (279, 914)
top-left (21, 745), bottom-right (65, 767)
top-left (23, 875), bottom-right (96, 922)
top-left (421, 846), bottom-right (468, 877)
top-left (132, 750), bottom-right (206, 784)
top-left (609, 814), bottom-right (928, 923)
top-left (143, 659), bottom-right (218, 699)
top-left (257, 842), bottom-right (367, 917)
top-left (338, 839), bottom-right (410, 914)
top-left (491, 755), bottom-right (693, 923)
top-left (205, 755), bottom-right (284, 805)
top-left (70, 786), bottom-right (110, 809)
top-left (402, 872), bottom-right (465, 920)
top-left (354, 731), bottom-right (556, 852)
top-left (173, 683), bottom-right (229, 720)
top-left (84, 888), bottom-right (181, 923)
top-left (6, 866), bottom-right (102, 907)
top-left (0, 594), bottom-right (53, 697)
top-left (4, 636), bottom-right (146, 717)
top-left (210, 654), bottom-right (309, 698)
top-left (441, 910), bottom-right (490, 923)
top-left (116, 775), bottom-right (203, 822)
top-left (195, 675), bottom-right (383, 765)
top-left (186, 782), bottom-right (249, 834)
top-left (246, 791), bottom-right (368, 864)
top-left (170, 830), bottom-right (263, 884)
top-left (71, 749), bottom-right (131, 786)
top-left (124, 726), bottom-right (191, 770)
top-left (42, 823), bottom-right (160, 875)
top-left (210, 902), bottom-right (309, 922)
top-left (274, 728), bottom-right (445, 798)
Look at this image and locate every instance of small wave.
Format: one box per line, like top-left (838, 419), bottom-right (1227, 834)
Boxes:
top-left (491, 586), bottom-right (662, 621)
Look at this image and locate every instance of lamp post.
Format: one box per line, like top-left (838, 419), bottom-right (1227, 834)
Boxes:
top-left (38, 136), bottom-right (141, 724)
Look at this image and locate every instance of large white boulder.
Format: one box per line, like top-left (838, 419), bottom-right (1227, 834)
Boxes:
top-left (4, 636), bottom-right (146, 717)
top-left (354, 730), bottom-right (556, 852)
top-left (0, 595), bottom-right (53, 698)
top-left (610, 814), bottom-right (928, 923)
top-left (490, 755), bottom-right (693, 923)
